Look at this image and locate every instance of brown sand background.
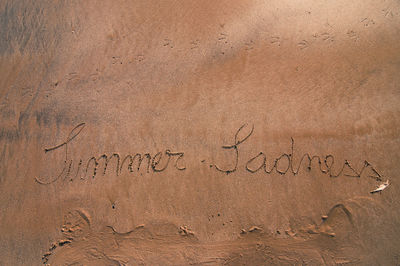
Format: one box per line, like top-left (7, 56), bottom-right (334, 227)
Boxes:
top-left (0, 0), bottom-right (400, 265)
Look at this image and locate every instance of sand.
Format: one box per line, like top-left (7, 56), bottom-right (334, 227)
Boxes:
top-left (0, 1), bottom-right (399, 265)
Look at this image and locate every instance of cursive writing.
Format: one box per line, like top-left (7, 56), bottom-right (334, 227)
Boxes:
top-left (35, 123), bottom-right (186, 184)
top-left (35, 123), bottom-right (384, 185)
top-left (212, 124), bottom-right (382, 181)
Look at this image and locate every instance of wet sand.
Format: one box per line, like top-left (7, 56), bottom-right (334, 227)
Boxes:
top-left (0, 1), bottom-right (399, 265)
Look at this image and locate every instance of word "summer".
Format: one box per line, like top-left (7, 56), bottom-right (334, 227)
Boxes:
top-left (35, 123), bottom-right (384, 185)
top-left (35, 123), bottom-right (186, 184)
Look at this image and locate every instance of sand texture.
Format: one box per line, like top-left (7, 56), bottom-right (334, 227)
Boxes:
top-left (0, 1), bottom-right (400, 265)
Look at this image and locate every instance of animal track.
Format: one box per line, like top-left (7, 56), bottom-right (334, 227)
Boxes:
top-left (320, 32), bottom-right (334, 42)
top-left (111, 56), bottom-right (122, 65)
top-left (218, 33), bottom-right (228, 42)
top-left (66, 72), bottom-right (78, 80)
top-left (297, 40), bottom-right (309, 49)
top-left (163, 38), bottom-right (174, 48)
top-left (190, 39), bottom-right (200, 49)
top-left (89, 69), bottom-right (101, 81)
top-left (361, 17), bottom-right (375, 27)
top-left (245, 40), bottom-right (254, 50)
top-left (310, 31), bottom-right (334, 44)
top-left (382, 7), bottom-right (393, 18)
top-left (347, 30), bottom-right (359, 42)
top-left (21, 87), bottom-right (34, 98)
top-left (135, 54), bottom-right (145, 62)
top-left (270, 36), bottom-right (281, 46)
